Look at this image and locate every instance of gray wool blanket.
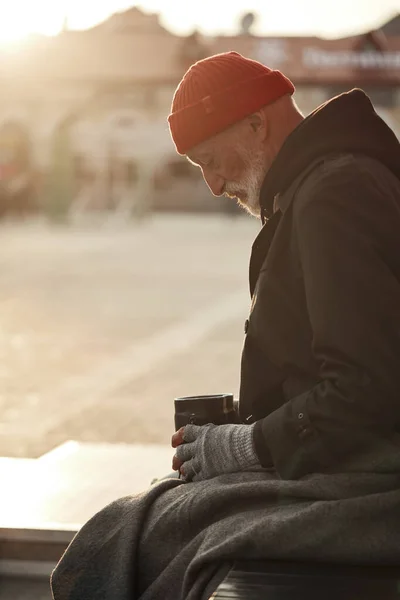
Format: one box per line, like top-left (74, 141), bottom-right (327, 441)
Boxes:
top-left (51, 463), bottom-right (400, 600)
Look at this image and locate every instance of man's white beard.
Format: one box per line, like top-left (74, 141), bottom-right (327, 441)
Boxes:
top-left (224, 148), bottom-right (266, 218)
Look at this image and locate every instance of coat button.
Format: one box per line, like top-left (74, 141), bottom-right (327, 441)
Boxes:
top-left (244, 319), bottom-right (249, 334)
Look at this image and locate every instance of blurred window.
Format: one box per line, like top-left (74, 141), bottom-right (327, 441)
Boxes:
top-left (168, 159), bottom-right (197, 179)
top-left (126, 161), bottom-right (139, 184)
top-left (153, 158), bottom-right (200, 191)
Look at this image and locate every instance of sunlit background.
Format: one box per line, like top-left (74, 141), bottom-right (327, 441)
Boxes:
top-left (0, 0), bottom-right (399, 43)
top-left (0, 2), bottom-right (399, 592)
top-left (0, 0), bottom-right (398, 457)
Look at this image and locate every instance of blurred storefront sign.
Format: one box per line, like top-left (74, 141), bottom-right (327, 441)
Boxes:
top-left (256, 40), bottom-right (288, 68)
top-left (303, 48), bottom-right (400, 69)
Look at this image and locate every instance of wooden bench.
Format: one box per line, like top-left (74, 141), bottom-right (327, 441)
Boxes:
top-left (209, 559), bottom-right (400, 599)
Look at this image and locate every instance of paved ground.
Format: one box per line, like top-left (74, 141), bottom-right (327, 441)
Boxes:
top-left (0, 213), bottom-right (258, 458)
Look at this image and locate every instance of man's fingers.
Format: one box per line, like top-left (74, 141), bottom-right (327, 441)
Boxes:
top-left (175, 442), bottom-right (193, 461)
top-left (171, 424), bottom-right (204, 448)
top-left (171, 427), bottom-right (185, 448)
top-left (172, 454), bottom-right (182, 471)
top-left (172, 440), bottom-right (194, 471)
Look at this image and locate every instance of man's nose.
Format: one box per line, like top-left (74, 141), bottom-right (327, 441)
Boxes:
top-left (202, 170), bottom-right (225, 197)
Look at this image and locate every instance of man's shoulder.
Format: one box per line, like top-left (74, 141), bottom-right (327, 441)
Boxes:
top-left (300, 152), bottom-right (390, 191)
top-left (293, 152), bottom-right (399, 218)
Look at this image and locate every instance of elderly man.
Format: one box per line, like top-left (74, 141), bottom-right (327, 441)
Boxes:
top-left (169, 50), bottom-right (400, 482)
top-left (52, 52), bottom-right (400, 600)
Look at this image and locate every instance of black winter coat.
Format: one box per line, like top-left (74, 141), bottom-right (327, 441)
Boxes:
top-left (238, 89), bottom-right (400, 479)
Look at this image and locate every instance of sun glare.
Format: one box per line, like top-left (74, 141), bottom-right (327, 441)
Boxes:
top-left (0, 29), bottom-right (31, 45)
top-left (0, 0), bottom-right (396, 46)
top-left (0, 5), bottom-right (62, 46)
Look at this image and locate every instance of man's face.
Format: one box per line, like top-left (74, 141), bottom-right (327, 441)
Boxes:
top-left (187, 120), bottom-right (268, 218)
top-left (223, 143), bottom-right (267, 218)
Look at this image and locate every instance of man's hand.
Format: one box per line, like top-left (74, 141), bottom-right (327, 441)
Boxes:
top-left (171, 423), bottom-right (259, 482)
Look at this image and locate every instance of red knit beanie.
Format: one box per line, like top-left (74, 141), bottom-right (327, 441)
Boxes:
top-left (168, 51), bottom-right (295, 155)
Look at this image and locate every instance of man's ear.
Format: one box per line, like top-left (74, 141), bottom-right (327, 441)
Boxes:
top-left (248, 111), bottom-right (268, 140)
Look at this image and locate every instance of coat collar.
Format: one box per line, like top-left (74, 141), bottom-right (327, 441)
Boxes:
top-left (249, 211), bottom-right (282, 297)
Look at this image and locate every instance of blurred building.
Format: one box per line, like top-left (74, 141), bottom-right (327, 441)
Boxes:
top-left (0, 8), bottom-right (398, 217)
top-left (228, 13), bottom-right (400, 129)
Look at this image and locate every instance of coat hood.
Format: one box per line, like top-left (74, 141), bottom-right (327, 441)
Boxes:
top-left (260, 89), bottom-right (400, 221)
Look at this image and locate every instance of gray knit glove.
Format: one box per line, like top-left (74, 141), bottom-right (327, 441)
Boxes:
top-left (174, 423), bottom-right (259, 482)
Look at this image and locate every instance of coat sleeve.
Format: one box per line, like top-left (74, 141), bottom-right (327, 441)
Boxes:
top-left (253, 158), bottom-right (400, 479)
